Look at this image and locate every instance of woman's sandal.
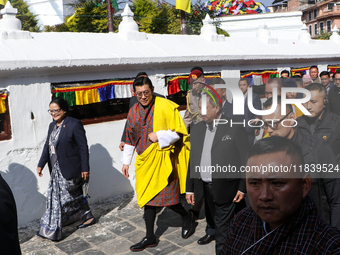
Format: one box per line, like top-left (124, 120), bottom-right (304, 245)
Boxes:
top-left (77, 217), bottom-right (96, 229)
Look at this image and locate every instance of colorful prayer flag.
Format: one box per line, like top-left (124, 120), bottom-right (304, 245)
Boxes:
top-left (176, 0), bottom-right (191, 13)
top-left (110, 0), bottom-right (119, 11)
top-left (52, 80), bottom-right (133, 106)
top-left (0, 92), bottom-right (7, 114)
top-left (0, 0), bottom-right (7, 6)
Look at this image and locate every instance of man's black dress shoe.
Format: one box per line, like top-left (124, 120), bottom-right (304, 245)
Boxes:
top-left (130, 236), bottom-right (158, 252)
top-left (197, 234), bottom-right (215, 245)
top-left (182, 211), bottom-right (195, 239)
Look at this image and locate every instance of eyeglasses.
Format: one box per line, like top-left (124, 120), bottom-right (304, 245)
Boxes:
top-left (48, 109), bottom-right (61, 114)
top-left (136, 90), bottom-right (151, 98)
top-left (262, 110), bottom-right (293, 130)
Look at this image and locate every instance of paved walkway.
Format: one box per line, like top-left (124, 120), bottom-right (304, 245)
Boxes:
top-left (19, 192), bottom-right (215, 255)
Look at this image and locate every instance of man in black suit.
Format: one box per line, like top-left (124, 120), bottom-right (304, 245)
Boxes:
top-left (0, 174), bottom-right (21, 254)
top-left (297, 83), bottom-right (340, 164)
top-left (328, 70), bottom-right (340, 116)
top-left (186, 92), bottom-right (250, 255)
top-left (238, 78), bottom-right (262, 145)
top-left (320, 71), bottom-right (335, 95)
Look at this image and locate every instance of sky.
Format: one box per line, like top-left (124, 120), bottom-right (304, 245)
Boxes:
top-left (166, 0), bottom-right (274, 9)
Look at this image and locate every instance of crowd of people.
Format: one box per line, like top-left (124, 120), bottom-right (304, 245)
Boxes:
top-left (2, 64), bottom-right (340, 255)
top-left (118, 65), bottom-right (340, 254)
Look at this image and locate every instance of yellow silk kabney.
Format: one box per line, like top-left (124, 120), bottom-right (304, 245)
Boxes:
top-left (135, 97), bottom-right (190, 208)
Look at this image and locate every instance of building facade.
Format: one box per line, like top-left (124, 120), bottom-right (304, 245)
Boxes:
top-left (301, 0), bottom-right (340, 38)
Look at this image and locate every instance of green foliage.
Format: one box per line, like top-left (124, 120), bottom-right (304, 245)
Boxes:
top-left (315, 32), bottom-right (332, 40)
top-left (217, 27), bottom-right (229, 36)
top-left (315, 31), bottom-right (340, 40)
top-left (66, 1), bottom-right (121, 33)
top-left (186, 0), bottom-right (208, 34)
top-left (43, 23), bottom-right (70, 32)
top-left (132, 0), bottom-right (164, 33)
top-left (68, 0), bottom-right (103, 9)
top-left (131, 0), bottom-right (228, 36)
top-left (186, 0), bottom-right (228, 36)
top-left (0, 0), bottom-right (40, 32)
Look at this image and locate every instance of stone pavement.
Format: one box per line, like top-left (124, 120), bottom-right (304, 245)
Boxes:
top-left (19, 192), bottom-right (215, 255)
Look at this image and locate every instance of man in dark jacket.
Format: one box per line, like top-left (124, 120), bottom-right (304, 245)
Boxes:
top-left (210, 77), bottom-right (234, 120)
top-left (0, 174), bottom-right (21, 254)
top-left (262, 96), bottom-right (340, 228)
top-left (296, 83), bottom-right (340, 164)
top-left (186, 92), bottom-right (250, 255)
top-left (238, 78), bottom-right (262, 145)
top-left (328, 70), bottom-right (340, 116)
top-left (320, 71), bottom-right (335, 95)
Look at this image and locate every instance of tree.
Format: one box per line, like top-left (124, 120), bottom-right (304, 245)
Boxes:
top-left (131, 0), bottom-right (228, 36)
top-left (67, 0), bottom-right (122, 33)
top-left (0, 0), bottom-right (40, 32)
top-left (186, 0), bottom-right (228, 36)
top-left (43, 23), bottom-right (70, 32)
top-left (68, 2), bottom-right (110, 33)
top-left (43, 0), bottom-right (122, 33)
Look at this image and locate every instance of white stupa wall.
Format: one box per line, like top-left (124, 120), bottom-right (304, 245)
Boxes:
top-left (217, 11), bottom-right (303, 39)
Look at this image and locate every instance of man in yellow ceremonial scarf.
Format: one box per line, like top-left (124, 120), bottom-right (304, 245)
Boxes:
top-left (121, 77), bottom-right (194, 252)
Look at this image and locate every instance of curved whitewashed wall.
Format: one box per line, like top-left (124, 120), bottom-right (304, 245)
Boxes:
top-left (0, 75), bottom-right (138, 225)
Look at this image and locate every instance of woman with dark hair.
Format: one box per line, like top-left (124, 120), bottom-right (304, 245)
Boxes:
top-left (36, 97), bottom-right (95, 241)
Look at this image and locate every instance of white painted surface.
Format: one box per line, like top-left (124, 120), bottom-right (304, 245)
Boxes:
top-left (26, 0), bottom-right (74, 27)
top-left (217, 11), bottom-right (303, 39)
top-left (1, 4), bottom-right (340, 226)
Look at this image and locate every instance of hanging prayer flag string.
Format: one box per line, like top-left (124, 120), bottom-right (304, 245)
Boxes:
top-left (241, 71), bottom-right (279, 86)
top-left (167, 75), bottom-right (221, 96)
top-left (291, 67), bottom-right (310, 76)
top-left (328, 66), bottom-right (340, 74)
top-left (52, 80), bottom-right (134, 106)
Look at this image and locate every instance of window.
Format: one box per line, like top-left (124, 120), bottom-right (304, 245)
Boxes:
top-left (327, 3), bottom-right (334, 11)
top-left (308, 11), bottom-right (312, 21)
top-left (314, 23), bottom-right (318, 36)
top-left (314, 9), bottom-right (318, 18)
top-left (0, 90), bottom-right (11, 141)
top-left (309, 25), bottom-right (312, 35)
top-left (327, 20), bottom-right (332, 32)
top-left (320, 22), bottom-right (324, 33)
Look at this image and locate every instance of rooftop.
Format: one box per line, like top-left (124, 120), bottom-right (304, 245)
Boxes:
top-left (1, 3), bottom-right (340, 78)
